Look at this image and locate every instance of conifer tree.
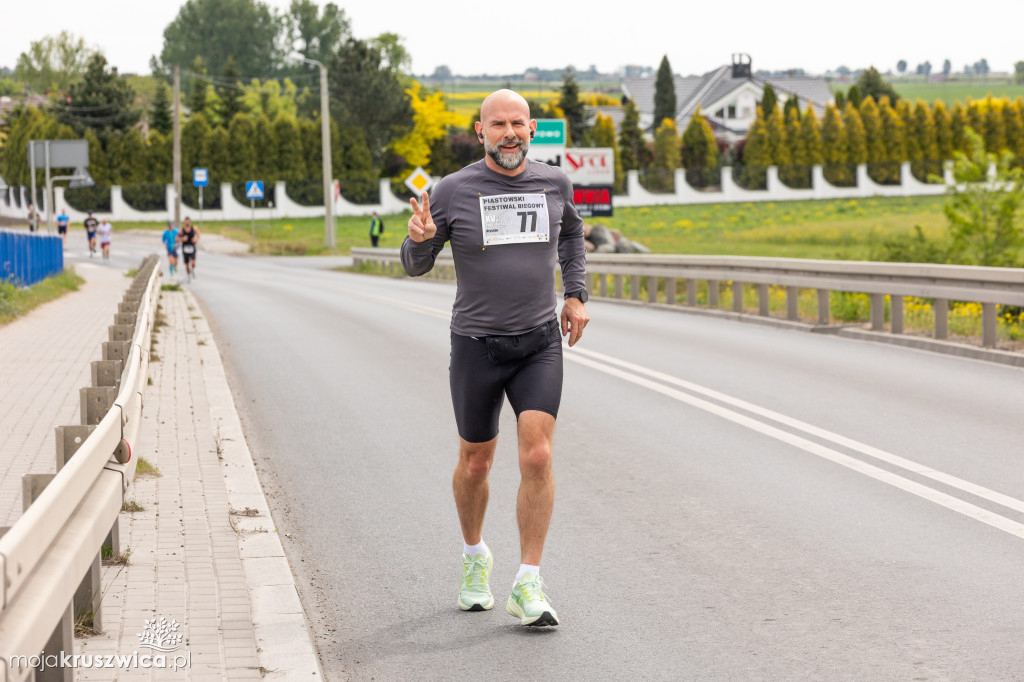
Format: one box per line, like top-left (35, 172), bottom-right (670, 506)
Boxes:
top-left (799, 104), bottom-right (824, 171)
top-left (149, 83), bottom-right (173, 136)
top-left (843, 102), bottom-right (867, 171)
top-left (780, 106), bottom-right (806, 187)
top-left (1005, 97), bottom-right (1024, 164)
top-left (821, 102), bottom-right (851, 185)
top-left (966, 99), bottom-right (984, 146)
top-left (950, 101), bottom-right (968, 153)
top-left (558, 67), bottom-right (589, 146)
top-left (188, 56), bottom-right (208, 119)
top-left (877, 96), bottom-right (906, 184)
top-left (119, 128), bottom-right (149, 185)
top-left (591, 111), bottom-right (624, 192)
top-left (681, 107), bottom-right (718, 187)
top-left (765, 107), bottom-right (790, 182)
top-left (897, 100), bottom-right (921, 181)
top-left (913, 99), bottom-right (940, 181)
top-left (982, 95), bottom-right (1006, 153)
top-left (783, 96), bottom-right (801, 122)
top-left (205, 126), bottom-right (231, 183)
top-left (653, 56), bottom-right (676, 130)
top-left (618, 99), bottom-right (649, 171)
top-left (253, 114), bottom-right (276, 182)
top-left (228, 112), bottom-right (258, 181)
top-left (859, 97), bottom-right (887, 183)
top-left (761, 84), bottom-right (778, 117)
top-left (273, 115), bottom-right (305, 182)
top-left (650, 118), bottom-right (680, 192)
top-left (740, 107), bottom-right (770, 189)
top-left (932, 100), bottom-right (954, 165)
top-left (146, 129), bottom-right (172, 183)
top-left (217, 56), bottom-right (244, 124)
top-left (847, 84), bottom-right (862, 109)
top-left (181, 114), bottom-right (211, 178)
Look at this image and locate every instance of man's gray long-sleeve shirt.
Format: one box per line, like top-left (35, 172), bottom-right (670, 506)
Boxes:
top-left (401, 158), bottom-right (586, 337)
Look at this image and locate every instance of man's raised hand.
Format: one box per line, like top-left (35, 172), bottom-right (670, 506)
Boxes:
top-left (408, 191), bottom-right (437, 243)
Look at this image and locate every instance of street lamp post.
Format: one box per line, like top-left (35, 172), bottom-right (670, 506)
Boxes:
top-left (297, 55), bottom-right (335, 250)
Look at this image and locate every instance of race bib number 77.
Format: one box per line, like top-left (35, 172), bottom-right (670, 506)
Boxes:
top-left (479, 193), bottom-right (550, 246)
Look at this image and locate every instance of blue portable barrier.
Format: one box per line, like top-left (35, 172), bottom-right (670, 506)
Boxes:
top-left (0, 229), bottom-right (64, 287)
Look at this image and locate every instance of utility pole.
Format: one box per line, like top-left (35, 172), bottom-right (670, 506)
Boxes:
top-left (173, 65), bottom-right (182, 227)
top-left (295, 55), bottom-right (335, 250)
top-left (319, 61), bottom-right (335, 250)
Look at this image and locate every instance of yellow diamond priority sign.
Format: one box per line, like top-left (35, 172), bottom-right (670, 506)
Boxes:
top-left (404, 166), bottom-right (434, 195)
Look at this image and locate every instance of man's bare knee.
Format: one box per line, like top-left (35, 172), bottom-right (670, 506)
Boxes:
top-left (458, 439), bottom-right (496, 481)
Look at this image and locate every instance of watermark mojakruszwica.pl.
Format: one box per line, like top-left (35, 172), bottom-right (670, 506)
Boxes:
top-left (8, 651), bottom-right (192, 673)
top-left (7, 616), bottom-right (191, 673)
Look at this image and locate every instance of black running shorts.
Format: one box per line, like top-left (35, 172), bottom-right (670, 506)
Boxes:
top-left (449, 321), bottom-right (563, 443)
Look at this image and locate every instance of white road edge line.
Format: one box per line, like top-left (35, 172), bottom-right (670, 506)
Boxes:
top-left (569, 346), bottom-right (1024, 516)
top-left (566, 352), bottom-right (1024, 541)
top-left (350, 289), bottom-right (1024, 540)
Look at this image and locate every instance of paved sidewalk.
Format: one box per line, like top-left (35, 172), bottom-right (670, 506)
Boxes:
top-left (0, 257), bottom-right (321, 679)
top-left (0, 261), bottom-right (128, 526)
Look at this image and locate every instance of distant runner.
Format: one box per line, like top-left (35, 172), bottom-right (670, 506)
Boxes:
top-left (27, 204), bottom-right (39, 233)
top-left (162, 221), bottom-right (179, 280)
top-left (84, 211), bottom-right (99, 256)
top-left (56, 208), bottom-right (70, 245)
top-left (178, 217), bottom-right (200, 281)
top-left (97, 218), bottom-right (113, 261)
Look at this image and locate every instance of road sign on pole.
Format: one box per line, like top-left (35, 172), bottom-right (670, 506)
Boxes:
top-left (531, 119), bottom-right (567, 146)
top-left (404, 167), bottom-right (434, 196)
top-left (246, 181), bottom-right (264, 200)
top-left (193, 168), bottom-right (209, 187)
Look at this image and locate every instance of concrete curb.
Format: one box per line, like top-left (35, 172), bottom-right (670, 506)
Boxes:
top-left (184, 287), bottom-right (325, 678)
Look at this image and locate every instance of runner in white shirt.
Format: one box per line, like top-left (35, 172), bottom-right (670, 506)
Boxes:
top-left (97, 218), bottom-right (113, 261)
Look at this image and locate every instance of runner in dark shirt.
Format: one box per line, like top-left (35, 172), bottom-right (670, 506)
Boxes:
top-left (401, 89), bottom-right (589, 627)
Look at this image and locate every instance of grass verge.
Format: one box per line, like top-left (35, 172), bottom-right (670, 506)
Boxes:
top-left (0, 269), bottom-right (85, 326)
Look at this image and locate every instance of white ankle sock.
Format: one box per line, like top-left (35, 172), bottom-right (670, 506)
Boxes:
top-left (515, 564), bottom-right (540, 583)
top-left (463, 540), bottom-right (488, 557)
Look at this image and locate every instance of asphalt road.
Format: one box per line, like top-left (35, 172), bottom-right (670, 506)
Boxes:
top-left (113, 237), bottom-right (1024, 681)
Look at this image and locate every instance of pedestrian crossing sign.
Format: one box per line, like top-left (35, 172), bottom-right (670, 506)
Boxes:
top-left (246, 181), bottom-right (264, 200)
top-left (404, 167), bottom-right (434, 195)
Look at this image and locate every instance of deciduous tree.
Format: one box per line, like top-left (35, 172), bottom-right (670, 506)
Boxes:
top-left (945, 127), bottom-right (1024, 267)
top-left (15, 31), bottom-right (95, 93)
top-left (158, 0), bottom-right (285, 77)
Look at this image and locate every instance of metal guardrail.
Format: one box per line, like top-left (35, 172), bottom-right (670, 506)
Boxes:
top-left (351, 248), bottom-right (1024, 352)
top-left (0, 255), bottom-right (161, 680)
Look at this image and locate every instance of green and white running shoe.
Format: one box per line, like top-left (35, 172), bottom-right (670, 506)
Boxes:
top-left (506, 573), bottom-right (559, 626)
top-left (458, 550), bottom-right (494, 611)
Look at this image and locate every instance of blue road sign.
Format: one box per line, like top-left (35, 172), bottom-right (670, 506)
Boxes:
top-left (246, 181), bottom-right (264, 200)
top-left (193, 168), bottom-right (209, 187)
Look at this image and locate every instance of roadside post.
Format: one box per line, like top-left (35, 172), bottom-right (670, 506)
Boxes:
top-left (193, 168), bottom-right (209, 231)
top-left (246, 181), bottom-right (264, 252)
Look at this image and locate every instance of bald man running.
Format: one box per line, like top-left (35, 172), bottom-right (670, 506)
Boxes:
top-left (402, 89), bottom-right (589, 627)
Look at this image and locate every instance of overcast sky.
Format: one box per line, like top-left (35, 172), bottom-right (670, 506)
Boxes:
top-left (2, 0), bottom-right (1022, 80)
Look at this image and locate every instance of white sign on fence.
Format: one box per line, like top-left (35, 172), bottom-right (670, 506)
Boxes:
top-left (562, 148), bottom-right (615, 186)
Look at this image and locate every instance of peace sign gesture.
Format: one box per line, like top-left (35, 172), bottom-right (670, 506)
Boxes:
top-left (408, 191), bottom-right (436, 243)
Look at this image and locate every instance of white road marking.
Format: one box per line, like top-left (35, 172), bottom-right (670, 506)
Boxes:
top-left (569, 346), bottom-right (1024, 516)
top-left (349, 288), bottom-right (1024, 540)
